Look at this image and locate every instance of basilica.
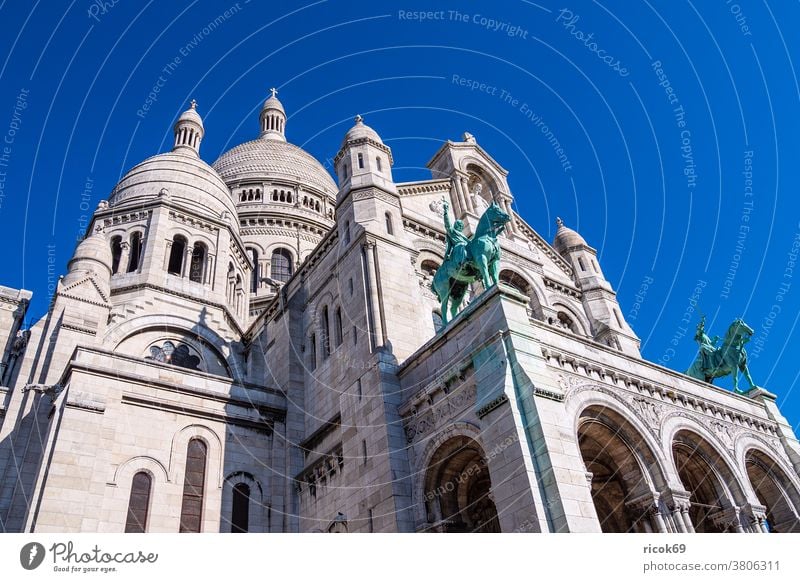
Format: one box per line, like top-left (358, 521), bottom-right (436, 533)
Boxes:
top-left (0, 91), bottom-right (798, 533)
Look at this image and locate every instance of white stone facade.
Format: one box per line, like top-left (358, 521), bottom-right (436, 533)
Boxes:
top-left (0, 94), bottom-right (798, 533)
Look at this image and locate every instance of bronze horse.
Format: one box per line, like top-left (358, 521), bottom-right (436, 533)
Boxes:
top-left (686, 318), bottom-right (757, 394)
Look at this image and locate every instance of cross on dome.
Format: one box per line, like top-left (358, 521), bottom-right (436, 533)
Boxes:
top-left (190, 99), bottom-right (197, 109)
top-left (354, 114), bottom-right (363, 124)
top-left (270, 87), bottom-right (278, 98)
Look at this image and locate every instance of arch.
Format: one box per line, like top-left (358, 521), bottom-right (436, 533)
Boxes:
top-left (189, 242), bottom-right (207, 283)
top-left (376, 156), bottom-right (383, 173)
top-left (577, 404), bottom-right (667, 532)
top-left (248, 247), bottom-right (260, 293)
top-left (420, 260), bottom-right (439, 277)
top-left (124, 471), bottom-right (153, 533)
top-left (499, 269), bottom-right (530, 294)
top-left (127, 231), bottom-right (144, 272)
top-left (334, 306), bottom-right (343, 348)
top-left (167, 235), bottom-right (187, 275)
top-left (110, 235), bottom-right (123, 274)
top-left (385, 212), bottom-right (394, 235)
top-left (106, 316), bottom-right (236, 378)
top-left (670, 428), bottom-right (749, 532)
top-left (106, 456), bottom-right (170, 533)
top-left (551, 301), bottom-right (588, 335)
top-left (271, 248), bottom-right (293, 283)
top-left (179, 438), bottom-right (208, 532)
top-left (169, 424), bottom-right (223, 488)
top-left (321, 305), bottom-right (331, 359)
top-left (743, 447), bottom-right (800, 532)
top-left (421, 434), bottom-right (500, 532)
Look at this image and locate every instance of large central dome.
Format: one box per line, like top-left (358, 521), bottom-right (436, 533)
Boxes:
top-left (212, 138), bottom-right (337, 197)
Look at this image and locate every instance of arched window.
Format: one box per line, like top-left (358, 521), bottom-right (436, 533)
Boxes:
top-left (189, 242), bottom-right (207, 283)
top-left (556, 311), bottom-right (579, 334)
top-left (420, 260), bottom-right (439, 277)
top-left (248, 248), bottom-right (259, 293)
top-left (499, 270), bottom-right (530, 295)
top-left (110, 236), bottom-right (122, 274)
top-left (309, 334), bottom-right (317, 370)
top-left (226, 263), bottom-right (235, 303)
top-left (321, 306), bottom-right (331, 359)
top-left (376, 156), bottom-right (382, 172)
top-left (167, 235), bottom-right (187, 275)
top-left (357, 153), bottom-right (364, 169)
top-left (231, 483), bottom-right (250, 533)
top-left (127, 231), bottom-right (143, 273)
top-left (179, 438), bottom-right (207, 533)
top-left (271, 248), bottom-right (293, 283)
top-left (385, 212), bottom-right (393, 235)
top-left (578, 257), bottom-right (586, 272)
top-left (124, 471), bottom-right (152, 533)
top-left (343, 221), bottom-right (351, 245)
top-left (334, 307), bottom-right (343, 347)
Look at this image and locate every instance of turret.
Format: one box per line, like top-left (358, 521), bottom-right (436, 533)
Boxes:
top-left (334, 115), bottom-right (395, 197)
top-left (172, 100), bottom-right (204, 157)
top-left (553, 217), bottom-right (640, 356)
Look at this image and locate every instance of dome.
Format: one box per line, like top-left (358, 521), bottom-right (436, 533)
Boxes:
top-left (63, 230), bottom-right (112, 285)
top-left (177, 101), bottom-right (203, 128)
top-left (553, 217), bottom-right (588, 254)
top-left (262, 94), bottom-right (285, 115)
top-left (341, 114), bottom-right (383, 148)
top-left (109, 151), bottom-right (236, 217)
top-left (212, 137), bottom-right (337, 198)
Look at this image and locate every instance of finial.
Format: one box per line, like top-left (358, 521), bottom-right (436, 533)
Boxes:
top-left (189, 99), bottom-right (197, 109)
top-left (354, 114), bottom-right (363, 124)
top-left (270, 87), bottom-right (278, 98)
top-left (556, 216), bottom-right (564, 227)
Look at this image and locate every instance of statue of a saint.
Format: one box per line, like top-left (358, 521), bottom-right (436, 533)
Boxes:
top-left (694, 316), bottom-right (719, 372)
top-left (442, 198), bottom-right (468, 266)
top-left (471, 182), bottom-right (489, 216)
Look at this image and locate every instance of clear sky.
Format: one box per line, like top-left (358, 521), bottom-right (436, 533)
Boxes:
top-left (0, 1), bottom-right (798, 429)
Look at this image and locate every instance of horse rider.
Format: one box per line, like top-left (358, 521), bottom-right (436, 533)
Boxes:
top-left (694, 316), bottom-right (719, 373)
top-left (442, 199), bottom-right (469, 267)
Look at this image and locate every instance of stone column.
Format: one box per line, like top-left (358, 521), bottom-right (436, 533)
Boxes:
top-left (651, 507), bottom-right (668, 533)
top-left (681, 504), bottom-right (695, 533)
top-left (459, 176), bottom-right (475, 214)
top-left (449, 178), bottom-right (464, 217)
top-left (118, 241), bottom-right (130, 274)
top-left (182, 247), bottom-right (194, 278)
top-left (362, 241), bottom-right (384, 350)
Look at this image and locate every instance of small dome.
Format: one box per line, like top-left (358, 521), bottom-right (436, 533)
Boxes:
top-left (341, 114), bottom-right (383, 147)
top-left (262, 92), bottom-right (285, 115)
top-left (553, 217), bottom-right (588, 254)
top-left (177, 100), bottom-right (203, 128)
top-left (64, 229), bottom-right (112, 283)
top-left (109, 152), bottom-right (236, 217)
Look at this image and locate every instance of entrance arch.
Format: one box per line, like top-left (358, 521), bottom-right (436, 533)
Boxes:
top-left (745, 449), bottom-right (800, 532)
top-left (422, 436), bottom-right (500, 533)
top-left (577, 406), bottom-right (666, 532)
top-left (672, 431), bottom-right (747, 532)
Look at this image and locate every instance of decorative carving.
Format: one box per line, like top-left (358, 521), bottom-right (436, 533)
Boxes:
top-left (631, 396), bottom-right (664, 430)
top-left (710, 420), bottom-right (736, 450)
top-left (429, 199), bottom-right (445, 217)
top-left (403, 383), bottom-right (477, 442)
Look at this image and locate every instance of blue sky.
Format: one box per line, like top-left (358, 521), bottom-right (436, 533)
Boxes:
top-left (0, 0), bottom-right (798, 428)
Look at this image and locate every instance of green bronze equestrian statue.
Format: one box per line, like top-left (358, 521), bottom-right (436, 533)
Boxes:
top-left (685, 316), bottom-right (758, 394)
top-left (432, 198), bottom-right (510, 325)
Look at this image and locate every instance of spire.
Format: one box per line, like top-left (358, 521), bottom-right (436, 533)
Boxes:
top-left (173, 99), bottom-right (204, 156)
top-left (260, 87), bottom-right (286, 141)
